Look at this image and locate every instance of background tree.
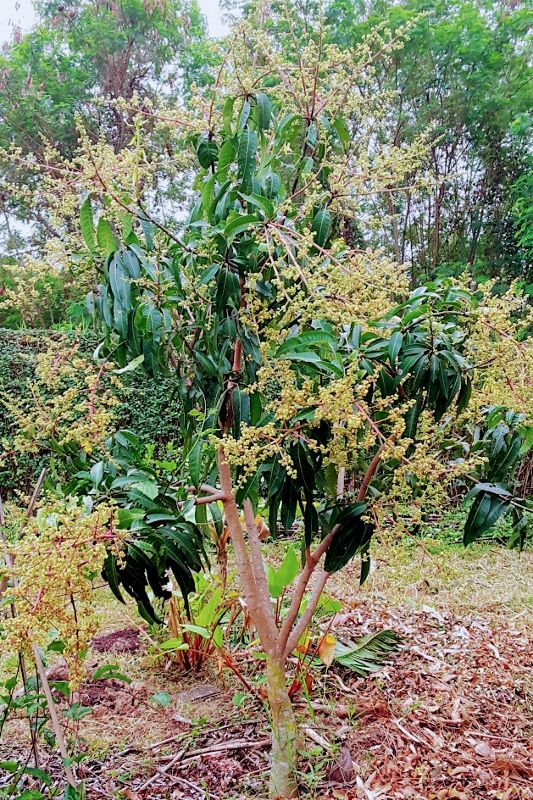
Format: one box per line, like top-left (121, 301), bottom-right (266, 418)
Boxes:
top-left (0, 0), bottom-right (213, 257)
top-left (227, 0), bottom-right (532, 285)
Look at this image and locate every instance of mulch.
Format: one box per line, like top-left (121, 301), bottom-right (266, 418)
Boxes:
top-left (2, 599), bottom-right (531, 799)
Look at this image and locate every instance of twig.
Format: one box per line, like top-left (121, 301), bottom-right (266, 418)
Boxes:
top-left (175, 775), bottom-right (219, 799)
top-left (33, 645), bottom-right (78, 788)
top-left (138, 747), bottom-right (188, 790)
top-left (169, 737), bottom-right (271, 768)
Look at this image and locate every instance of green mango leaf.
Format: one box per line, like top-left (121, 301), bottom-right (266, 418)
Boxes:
top-left (222, 96), bottom-right (235, 134)
top-left (237, 130), bottom-right (257, 193)
top-left (216, 138), bottom-right (235, 180)
top-left (388, 331), bottom-right (403, 366)
top-left (276, 329), bottom-right (337, 356)
top-left (189, 439), bottom-right (202, 488)
top-left (312, 209), bottom-right (332, 248)
top-left (324, 502), bottom-right (372, 573)
top-left (92, 664), bottom-right (131, 684)
top-left (197, 136), bottom-right (219, 169)
top-left (109, 257), bottom-right (131, 310)
top-left (224, 213), bottom-right (260, 240)
top-left (216, 267), bottom-right (241, 310)
top-left (256, 92), bottom-right (272, 130)
top-left (96, 218), bottom-right (118, 256)
top-left (463, 491), bottom-right (510, 545)
top-left (239, 192), bottom-right (274, 218)
top-left (333, 116), bottom-right (351, 147)
top-left (80, 197), bottom-right (95, 251)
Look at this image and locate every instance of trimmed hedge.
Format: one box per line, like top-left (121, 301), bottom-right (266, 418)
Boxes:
top-left (0, 328), bottom-right (183, 496)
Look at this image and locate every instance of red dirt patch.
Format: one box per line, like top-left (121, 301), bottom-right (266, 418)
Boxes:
top-left (91, 627), bottom-right (143, 653)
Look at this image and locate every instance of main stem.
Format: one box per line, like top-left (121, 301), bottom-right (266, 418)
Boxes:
top-left (266, 655), bottom-right (298, 799)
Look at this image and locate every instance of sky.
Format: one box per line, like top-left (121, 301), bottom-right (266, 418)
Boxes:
top-left (0, 0), bottom-right (229, 44)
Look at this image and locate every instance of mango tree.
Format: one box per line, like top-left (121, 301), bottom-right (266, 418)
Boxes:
top-left (84, 86), bottom-right (530, 798)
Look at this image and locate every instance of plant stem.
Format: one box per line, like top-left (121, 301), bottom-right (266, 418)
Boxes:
top-left (266, 656), bottom-right (298, 800)
top-left (33, 646), bottom-right (78, 789)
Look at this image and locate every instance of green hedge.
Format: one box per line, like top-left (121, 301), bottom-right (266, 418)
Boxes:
top-left (0, 328), bottom-right (182, 497)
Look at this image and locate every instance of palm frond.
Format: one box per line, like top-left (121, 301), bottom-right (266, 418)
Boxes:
top-left (334, 629), bottom-right (402, 676)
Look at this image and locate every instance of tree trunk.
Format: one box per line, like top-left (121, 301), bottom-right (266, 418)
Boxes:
top-left (266, 656), bottom-right (298, 799)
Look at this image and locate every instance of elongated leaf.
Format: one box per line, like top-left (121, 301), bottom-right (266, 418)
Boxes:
top-left (268, 546), bottom-right (299, 598)
top-left (224, 213), bottom-right (260, 240)
top-left (216, 267), bottom-right (241, 310)
top-left (388, 331), bottom-right (403, 366)
top-left (463, 491), bottom-right (509, 545)
top-left (264, 171), bottom-right (281, 198)
top-left (109, 258), bottom-right (131, 310)
top-left (240, 192), bottom-right (274, 218)
top-left (256, 92), bottom-right (272, 130)
top-left (80, 197), bottom-right (95, 250)
top-left (276, 349), bottom-right (343, 377)
top-left (189, 439), bottom-right (202, 488)
top-left (276, 329), bottom-right (336, 356)
top-left (237, 130), bottom-right (257, 193)
top-left (312, 209), bottom-right (332, 248)
top-left (222, 96), bottom-right (234, 134)
top-left (324, 503), bottom-right (372, 573)
top-left (96, 218), bottom-right (118, 256)
top-left (216, 138), bottom-right (235, 180)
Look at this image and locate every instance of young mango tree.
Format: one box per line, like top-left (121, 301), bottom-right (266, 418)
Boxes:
top-left (83, 77), bottom-right (531, 797)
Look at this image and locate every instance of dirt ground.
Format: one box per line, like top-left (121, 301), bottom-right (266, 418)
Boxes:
top-left (1, 539), bottom-right (532, 799)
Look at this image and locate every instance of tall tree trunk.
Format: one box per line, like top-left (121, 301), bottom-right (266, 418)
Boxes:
top-left (266, 655), bottom-right (298, 799)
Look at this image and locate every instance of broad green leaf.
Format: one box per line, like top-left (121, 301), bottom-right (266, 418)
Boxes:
top-left (276, 329), bottom-right (337, 356)
top-left (109, 258), bottom-right (131, 310)
top-left (324, 502), bottom-right (371, 573)
top-left (268, 546), bottom-right (299, 598)
top-left (197, 136), bottom-right (219, 169)
top-left (333, 116), bottom-right (351, 147)
top-left (238, 99), bottom-right (251, 130)
top-left (463, 492), bottom-right (510, 545)
top-left (189, 439), bottom-right (202, 487)
top-left (222, 96), bottom-right (235, 134)
top-left (264, 171), bottom-right (281, 198)
top-left (312, 209), bottom-right (332, 247)
top-left (160, 638), bottom-right (189, 651)
top-left (224, 213), bottom-right (260, 240)
top-left (96, 218), bottom-right (118, 255)
top-left (276, 349), bottom-right (343, 377)
top-left (216, 138), bottom-right (235, 180)
top-left (239, 192), bottom-right (274, 218)
top-left (216, 267), bottom-right (241, 310)
top-left (92, 664), bottom-right (131, 684)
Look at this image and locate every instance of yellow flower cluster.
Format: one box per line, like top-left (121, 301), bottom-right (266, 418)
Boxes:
top-left (1, 498), bottom-right (122, 688)
top-left (1, 339), bottom-right (120, 459)
top-left (465, 283), bottom-right (533, 422)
